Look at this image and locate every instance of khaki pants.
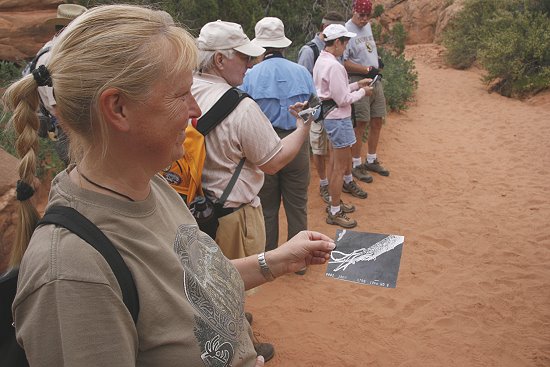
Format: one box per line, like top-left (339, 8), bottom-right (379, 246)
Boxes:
top-left (215, 204), bottom-right (266, 260)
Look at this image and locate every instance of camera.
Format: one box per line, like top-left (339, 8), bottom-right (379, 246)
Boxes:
top-left (298, 93), bottom-right (322, 122)
top-left (369, 74), bottom-right (381, 87)
top-left (298, 106), bottom-right (320, 122)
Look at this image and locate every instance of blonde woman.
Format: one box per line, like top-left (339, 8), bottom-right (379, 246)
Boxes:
top-left (2, 5), bottom-right (334, 366)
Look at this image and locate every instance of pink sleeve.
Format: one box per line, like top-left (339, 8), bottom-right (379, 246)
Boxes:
top-left (328, 65), bottom-right (366, 107)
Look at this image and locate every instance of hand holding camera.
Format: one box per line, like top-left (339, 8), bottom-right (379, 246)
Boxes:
top-left (291, 94), bottom-right (322, 124)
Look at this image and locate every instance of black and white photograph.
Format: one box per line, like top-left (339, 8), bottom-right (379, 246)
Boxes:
top-left (326, 230), bottom-right (405, 288)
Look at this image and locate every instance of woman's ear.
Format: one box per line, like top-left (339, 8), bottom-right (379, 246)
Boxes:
top-left (98, 87), bottom-right (131, 132)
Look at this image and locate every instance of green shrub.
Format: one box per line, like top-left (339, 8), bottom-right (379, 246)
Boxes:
top-left (373, 4), bottom-right (384, 18)
top-left (0, 61), bottom-right (22, 87)
top-left (1, 105), bottom-right (65, 179)
top-left (442, 0), bottom-right (501, 69)
top-left (479, 9), bottom-right (550, 96)
top-left (371, 22), bottom-right (383, 44)
top-left (389, 22), bottom-right (406, 55)
top-left (443, 0), bottom-right (550, 96)
top-left (379, 47), bottom-right (418, 112)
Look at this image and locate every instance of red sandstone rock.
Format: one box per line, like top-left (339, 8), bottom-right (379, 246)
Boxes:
top-left (0, 0), bottom-right (62, 61)
top-left (375, 0), bottom-right (465, 44)
top-left (0, 0), bottom-right (466, 62)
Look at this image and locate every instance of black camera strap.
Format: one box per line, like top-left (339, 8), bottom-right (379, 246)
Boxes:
top-left (218, 157), bottom-right (246, 206)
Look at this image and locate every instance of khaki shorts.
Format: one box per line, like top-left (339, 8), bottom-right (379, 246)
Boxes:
top-left (309, 121), bottom-right (328, 155)
top-left (350, 75), bottom-right (387, 122)
top-left (215, 204), bottom-right (265, 260)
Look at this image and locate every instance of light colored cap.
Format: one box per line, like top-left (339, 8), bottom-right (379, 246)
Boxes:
top-left (44, 4), bottom-right (87, 28)
top-left (323, 24), bottom-right (356, 41)
top-left (251, 17), bottom-right (292, 48)
top-left (197, 20), bottom-right (265, 57)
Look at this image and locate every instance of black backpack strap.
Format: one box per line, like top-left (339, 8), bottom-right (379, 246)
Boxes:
top-left (306, 41), bottom-right (320, 64)
top-left (37, 206), bottom-right (139, 324)
top-left (196, 87), bottom-right (250, 136)
top-left (28, 46), bottom-right (51, 74)
top-left (218, 158), bottom-right (246, 206)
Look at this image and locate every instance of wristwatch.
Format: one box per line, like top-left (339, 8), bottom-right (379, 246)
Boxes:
top-left (257, 252), bottom-right (275, 282)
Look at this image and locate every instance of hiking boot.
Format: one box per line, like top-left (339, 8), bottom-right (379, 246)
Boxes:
top-left (319, 185), bottom-right (330, 204)
top-left (352, 164), bottom-right (373, 183)
top-left (326, 210), bottom-right (357, 228)
top-left (325, 200), bottom-right (356, 214)
top-left (254, 342), bottom-right (275, 362)
top-left (342, 180), bottom-right (368, 199)
top-left (364, 159), bottom-right (390, 176)
top-left (245, 312), bottom-right (253, 325)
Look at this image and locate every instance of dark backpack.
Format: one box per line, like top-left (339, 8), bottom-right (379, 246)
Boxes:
top-left (21, 45), bottom-right (51, 78)
top-left (306, 41), bottom-right (320, 65)
top-left (0, 206), bottom-right (139, 367)
top-left (22, 45), bottom-right (58, 139)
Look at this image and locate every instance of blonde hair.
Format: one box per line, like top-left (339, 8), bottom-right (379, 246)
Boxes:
top-left (1, 5), bottom-right (198, 267)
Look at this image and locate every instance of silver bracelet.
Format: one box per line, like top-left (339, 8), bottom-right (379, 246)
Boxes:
top-left (257, 252), bottom-right (275, 282)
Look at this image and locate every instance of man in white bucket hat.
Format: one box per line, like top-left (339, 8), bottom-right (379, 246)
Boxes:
top-left (241, 17), bottom-right (315, 275)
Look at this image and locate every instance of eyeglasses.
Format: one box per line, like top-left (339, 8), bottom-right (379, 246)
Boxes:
top-left (356, 12), bottom-right (370, 18)
top-left (236, 52), bottom-right (254, 64)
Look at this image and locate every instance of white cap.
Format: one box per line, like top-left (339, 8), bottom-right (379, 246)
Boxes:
top-left (197, 20), bottom-right (265, 57)
top-left (251, 17), bottom-right (292, 48)
top-left (322, 24), bottom-right (356, 41)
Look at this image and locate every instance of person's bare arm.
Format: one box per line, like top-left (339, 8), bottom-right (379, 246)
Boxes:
top-left (343, 59), bottom-right (373, 75)
top-left (258, 126), bottom-right (309, 175)
top-left (231, 231), bottom-right (335, 290)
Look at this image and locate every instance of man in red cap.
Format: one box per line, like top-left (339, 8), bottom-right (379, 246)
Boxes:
top-left (344, 0), bottom-right (391, 183)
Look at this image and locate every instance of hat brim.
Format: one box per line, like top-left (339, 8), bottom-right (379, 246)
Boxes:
top-left (44, 17), bottom-right (72, 28)
top-left (234, 42), bottom-right (266, 57)
top-left (251, 37), bottom-right (292, 49)
top-left (344, 31), bottom-right (357, 38)
top-left (325, 31), bottom-right (357, 41)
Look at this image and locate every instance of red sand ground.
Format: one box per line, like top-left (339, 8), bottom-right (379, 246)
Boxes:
top-left (246, 44), bottom-right (550, 367)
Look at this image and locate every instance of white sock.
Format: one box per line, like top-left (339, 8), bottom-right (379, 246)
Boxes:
top-left (319, 178), bottom-right (329, 187)
top-left (330, 205), bottom-right (341, 215)
top-left (343, 174), bottom-right (353, 184)
top-left (352, 157), bottom-right (362, 168)
top-left (367, 153), bottom-right (377, 164)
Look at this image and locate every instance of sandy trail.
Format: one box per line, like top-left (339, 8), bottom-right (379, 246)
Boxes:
top-left (246, 44), bottom-right (550, 367)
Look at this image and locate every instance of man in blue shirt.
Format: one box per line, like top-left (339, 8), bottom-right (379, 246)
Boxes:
top-left (241, 17), bottom-right (316, 274)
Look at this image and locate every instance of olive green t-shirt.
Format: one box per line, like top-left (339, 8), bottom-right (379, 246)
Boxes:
top-left (13, 168), bottom-right (256, 366)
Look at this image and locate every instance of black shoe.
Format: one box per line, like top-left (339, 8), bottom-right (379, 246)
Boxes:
top-left (254, 342), bottom-right (275, 362)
